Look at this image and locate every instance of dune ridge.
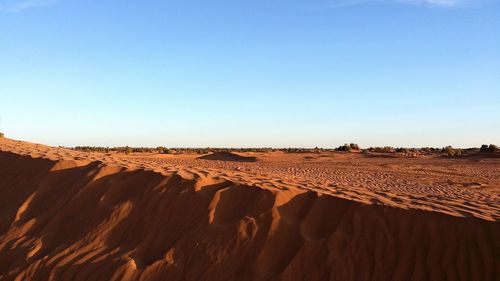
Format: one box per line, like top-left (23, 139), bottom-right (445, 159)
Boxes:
top-left (0, 139), bottom-right (499, 280)
top-left (197, 151), bottom-right (257, 162)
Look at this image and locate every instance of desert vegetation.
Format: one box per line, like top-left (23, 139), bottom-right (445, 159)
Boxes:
top-left (480, 144), bottom-right (499, 152)
top-left (69, 143), bottom-right (499, 157)
top-left (72, 146), bottom-right (277, 154)
top-left (366, 146), bottom-right (395, 153)
top-left (335, 143), bottom-right (360, 152)
top-left (443, 146), bottom-right (463, 157)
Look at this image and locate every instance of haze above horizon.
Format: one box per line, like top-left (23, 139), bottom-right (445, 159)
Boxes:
top-left (1, 0), bottom-right (499, 148)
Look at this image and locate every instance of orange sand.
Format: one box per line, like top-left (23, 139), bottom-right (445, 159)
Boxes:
top-left (0, 138), bottom-right (498, 280)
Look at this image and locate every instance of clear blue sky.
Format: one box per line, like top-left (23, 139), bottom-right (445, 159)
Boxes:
top-left (1, 0), bottom-right (499, 148)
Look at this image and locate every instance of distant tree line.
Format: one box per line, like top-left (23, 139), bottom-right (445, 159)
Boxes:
top-left (71, 143), bottom-right (498, 157)
top-left (72, 146), bottom-right (276, 155)
top-left (363, 144), bottom-right (499, 157)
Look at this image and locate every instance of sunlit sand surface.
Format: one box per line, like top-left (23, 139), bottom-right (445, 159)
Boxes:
top-left (0, 138), bottom-right (498, 280)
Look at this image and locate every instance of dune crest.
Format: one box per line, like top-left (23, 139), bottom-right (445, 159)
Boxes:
top-left (0, 139), bottom-right (499, 280)
top-left (197, 151), bottom-right (258, 162)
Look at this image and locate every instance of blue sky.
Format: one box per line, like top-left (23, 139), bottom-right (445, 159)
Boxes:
top-left (1, 0), bottom-right (499, 148)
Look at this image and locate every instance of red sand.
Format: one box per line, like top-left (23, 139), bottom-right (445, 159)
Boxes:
top-left (0, 138), bottom-right (498, 280)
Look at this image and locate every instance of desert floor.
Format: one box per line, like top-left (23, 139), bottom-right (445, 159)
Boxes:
top-left (0, 138), bottom-right (498, 281)
top-left (2, 138), bottom-right (498, 221)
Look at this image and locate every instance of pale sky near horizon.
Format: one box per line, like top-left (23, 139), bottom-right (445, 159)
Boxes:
top-left (1, 0), bottom-right (499, 148)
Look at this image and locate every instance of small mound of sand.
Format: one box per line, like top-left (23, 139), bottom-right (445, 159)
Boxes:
top-left (197, 152), bottom-right (257, 162)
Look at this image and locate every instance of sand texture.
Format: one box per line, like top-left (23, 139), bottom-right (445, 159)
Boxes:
top-left (0, 138), bottom-right (499, 281)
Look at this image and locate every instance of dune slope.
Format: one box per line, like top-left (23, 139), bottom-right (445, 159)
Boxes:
top-left (0, 150), bottom-right (499, 281)
top-left (197, 151), bottom-right (257, 162)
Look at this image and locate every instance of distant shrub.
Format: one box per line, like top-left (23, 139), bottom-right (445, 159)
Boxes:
top-left (336, 143), bottom-right (359, 152)
top-left (480, 144), bottom-right (498, 152)
top-left (121, 146), bottom-right (132, 154)
top-left (74, 146), bottom-right (110, 153)
top-left (444, 146), bottom-right (462, 157)
top-left (285, 148), bottom-right (309, 153)
top-left (396, 147), bottom-right (412, 153)
top-left (349, 143), bottom-right (360, 150)
top-left (419, 147), bottom-right (437, 153)
top-left (336, 144), bottom-right (350, 151)
top-left (383, 146), bottom-right (394, 153)
top-left (395, 147), bottom-right (406, 153)
top-left (367, 146), bottom-right (394, 153)
top-left (0, 132), bottom-right (3, 138)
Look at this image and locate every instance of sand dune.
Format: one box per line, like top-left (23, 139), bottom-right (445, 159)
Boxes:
top-left (197, 152), bottom-right (258, 162)
top-left (0, 138), bottom-right (499, 280)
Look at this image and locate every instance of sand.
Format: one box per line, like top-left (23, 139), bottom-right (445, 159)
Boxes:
top-left (196, 152), bottom-right (257, 162)
top-left (0, 137), bottom-right (498, 280)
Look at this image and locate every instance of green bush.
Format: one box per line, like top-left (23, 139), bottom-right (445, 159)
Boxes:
top-left (444, 146), bottom-right (462, 157)
top-left (335, 143), bottom-right (359, 152)
top-left (420, 147), bottom-right (435, 153)
top-left (367, 146), bottom-right (393, 153)
top-left (336, 144), bottom-right (350, 151)
top-left (125, 146), bottom-right (132, 154)
top-left (0, 132), bottom-right (4, 138)
top-left (480, 144), bottom-right (498, 152)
